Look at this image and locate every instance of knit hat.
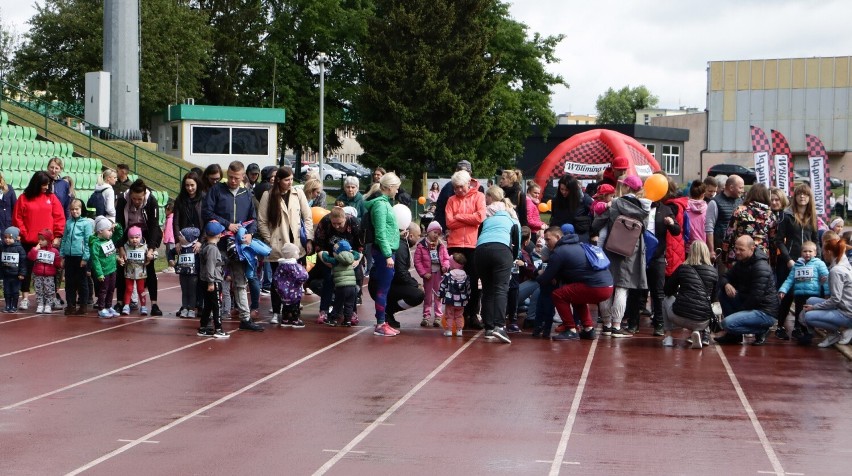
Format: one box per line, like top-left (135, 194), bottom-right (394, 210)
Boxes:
top-left (204, 221), bottom-right (226, 237)
top-left (594, 184), bottom-right (615, 198)
top-left (128, 226), bottom-right (142, 238)
top-left (426, 221), bottom-right (442, 233)
top-left (612, 156), bottom-right (629, 170)
top-left (334, 239), bottom-right (352, 254)
top-left (94, 216), bottom-right (113, 234)
top-left (281, 242), bottom-right (299, 260)
top-left (3, 226), bottom-right (20, 239)
top-left (38, 228), bottom-right (54, 242)
top-left (619, 175), bottom-right (643, 192)
top-left (830, 217), bottom-right (844, 229)
top-left (561, 224), bottom-right (575, 235)
top-left (449, 254), bottom-right (465, 270)
top-left (179, 227), bottom-right (200, 244)
top-left (342, 206), bottom-right (358, 218)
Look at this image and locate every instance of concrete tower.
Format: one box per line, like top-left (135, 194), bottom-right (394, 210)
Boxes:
top-left (103, 0), bottom-right (140, 134)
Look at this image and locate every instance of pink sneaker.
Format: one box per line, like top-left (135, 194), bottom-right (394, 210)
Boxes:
top-left (350, 315), bottom-right (359, 326)
top-left (316, 310), bottom-right (328, 324)
top-left (373, 322), bottom-right (398, 337)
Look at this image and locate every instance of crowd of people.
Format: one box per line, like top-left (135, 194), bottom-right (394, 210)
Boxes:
top-left (2, 156), bottom-right (852, 349)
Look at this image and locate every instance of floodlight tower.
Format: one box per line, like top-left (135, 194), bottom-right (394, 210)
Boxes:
top-left (103, 0), bottom-right (140, 135)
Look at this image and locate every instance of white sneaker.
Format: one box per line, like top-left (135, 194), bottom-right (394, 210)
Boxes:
top-left (270, 313), bottom-right (279, 325)
top-left (818, 332), bottom-right (842, 348)
top-left (690, 331), bottom-right (702, 349)
top-left (839, 328), bottom-right (852, 345)
top-left (178, 308), bottom-right (188, 318)
top-left (187, 309), bottom-right (196, 318)
top-left (36, 304), bottom-right (44, 313)
top-left (661, 335), bottom-right (674, 347)
top-left (455, 329), bottom-right (463, 337)
top-left (44, 305), bottom-right (52, 314)
top-left (443, 330), bottom-right (453, 337)
top-left (19, 299), bottom-right (29, 310)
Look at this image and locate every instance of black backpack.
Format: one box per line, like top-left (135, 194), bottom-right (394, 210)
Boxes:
top-left (87, 189), bottom-right (107, 217)
top-left (359, 208), bottom-right (375, 245)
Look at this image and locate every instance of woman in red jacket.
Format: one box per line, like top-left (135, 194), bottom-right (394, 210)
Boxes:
top-left (12, 171), bottom-right (66, 310)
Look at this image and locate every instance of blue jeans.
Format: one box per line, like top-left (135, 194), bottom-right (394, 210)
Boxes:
top-left (370, 248), bottom-right (394, 324)
top-left (261, 261), bottom-right (272, 290)
top-left (533, 282), bottom-right (556, 333)
top-left (248, 275), bottom-right (260, 311)
top-left (518, 280), bottom-right (539, 320)
top-left (719, 291), bottom-right (775, 334)
top-left (802, 297), bottom-right (852, 331)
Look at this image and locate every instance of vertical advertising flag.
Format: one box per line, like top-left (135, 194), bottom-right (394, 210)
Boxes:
top-left (771, 130), bottom-right (794, 195)
top-left (750, 126), bottom-right (772, 187)
top-left (805, 134), bottom-right (831, 218)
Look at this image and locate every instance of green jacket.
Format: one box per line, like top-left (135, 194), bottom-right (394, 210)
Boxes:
top-left (321, 250), bottom-right (361, 288)
top-left (365, 195), bottom-right (399, 258)
top-left (89, 223), bottom-right (123, 279)
top-left (336, 192), bottom-right (367, 220)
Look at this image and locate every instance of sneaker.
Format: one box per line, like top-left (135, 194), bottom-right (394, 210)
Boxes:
top-left (701, 330), bottom-right (711, 346)
top-left (506, 324), bottom-right (521, 333)
top-left (260, 288), bottom-right (270, 295)
top-left (432, 318), bottom-right (441, 328)
top-left (454, 329), bottom-right (463, 337)
top-left (751, 332), bottom-right (767, 346)
top-left (374, 322), bottom-right (397, 337)
top-left (341, 319), bottom-right (352, 327)
top-left (141, 306), bottom-right (150, 316)
top-left (579, 328), bottom-right (596, 340)
top-left (304, 288), bottom-right (314, 295)
top-left (492, 327), bottom-right (511, 343)
top-left (818, 332), bottom-right (841, 348)
top-left (775, 327), bottom-right (790, 340)
top-left (350, 316), bottom-right (359, 326)
top-left (19, 299), bottom-right (28, 310)
top-left (150, 304), bottom-right (163, 316)
top-left (484, 329), bottom-right (495, 339)
top-left (178, 308), bottom-right (187, 318)
top-left (661, 335), bottom-right (675, 347)
top-left (420, 317), bottom-right (429, 327)
top-left (652, 323), bottom-right (665, 336)
top-left (290, 319), bottom-right (305, 328)
top-left (317, 311), bottom-right (328, 324)
top-left (213, 329), bottom-right (230, 339)
top-left (839, 328), bottom-right (852, 345)
top-left (552, 330), bottom-right (579, 341)
top-left (36, 304), bottom-right (45, 314)
top-left (110, 307), bottom-right (121, 317)
top-left (386, 317), bottom-right (401, 329)
top-left (325, 317), bottom-right (338, 327)
top-left (690, 331), bottom-right (703, 349)
top-left (121, 305), bottom-right (131, 315)
top-left (98, 308), bottom-right (112, 319)
top-left (443, 330), bottom-right (453, 337)
top-left (239, 320), bottom-right (264, 332)
top-left (130, 301), bottom-right (139, 310)
top-left (270, 313), bottom-right (279, 325)
top-left (609, 327), bottom-right (632, 338)
top-left (625, 325), bottom-right (638, 334)
top-left (554, 323), bottom-right (570, 334)
top-left (187, 310), bottom-right (196, 318)
top-left (601, 326), bottom-right (613, 336)
top-left (197, 327), bottom-right (214, 337)
top-left (54, 297), bottom-right (64, 309)
top-left (44, 305), bottom-right (52, 314)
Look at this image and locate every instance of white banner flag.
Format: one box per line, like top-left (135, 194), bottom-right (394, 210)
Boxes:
top-left (809, 155), bottom-right (827, 217)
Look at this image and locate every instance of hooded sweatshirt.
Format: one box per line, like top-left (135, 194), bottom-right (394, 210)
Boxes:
top-left (321, 250), bottom-right (361, 288)
top-left (90, 224), bottom-right (123, 279)
top-left (685, 198), bottom-right (707, 247)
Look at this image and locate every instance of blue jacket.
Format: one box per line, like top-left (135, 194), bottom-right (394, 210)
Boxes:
top-left (1, 241), bottom-right (27, 278)
top-left (778, 256), bottom-right (830, 297)
top-left (59, 216), bottom-right (93, 261)
top-left (0, 184), bottom-right (16, 231)
top-left (476, 211), bottom-right (521, 258)
top-left (203, 182), bottom-right (258, 236)
top-left (51, 177), bottom-right (71, 218)
top-left (537, 233), bottom-right (613, 288)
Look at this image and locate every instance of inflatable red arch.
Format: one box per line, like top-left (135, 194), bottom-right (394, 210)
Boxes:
top-left (533, 129), bottom-right (661, 191)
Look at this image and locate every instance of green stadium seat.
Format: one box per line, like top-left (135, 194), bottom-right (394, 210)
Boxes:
top-left (0, 126), bottom-right (9, 140)
top-left (0, 139), bottom-right (9, 154)
top-left (66, 143), bottom-right (74, 157)
top-left (1, 155), bottom-right (9, 169)
top-left (0, 110), bottom-right (7, 125)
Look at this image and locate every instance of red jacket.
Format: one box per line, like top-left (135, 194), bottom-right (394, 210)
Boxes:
top-left (27, 245), bottom-right (62, 277)
top-left (664, 196), bottom-right (689, 277)
top-left (413, 237), bottom-right (451, 277)
top-left (446, 179), bottom-right (486, 249)
top-left (12, 193), bottom-right (66, 246)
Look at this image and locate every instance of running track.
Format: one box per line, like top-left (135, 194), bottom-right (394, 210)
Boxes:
top-left (1, 273), bottom-right (850, 475)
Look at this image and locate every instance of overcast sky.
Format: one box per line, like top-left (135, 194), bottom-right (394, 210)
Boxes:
top-left (3, 0), bottom-right (852, 115)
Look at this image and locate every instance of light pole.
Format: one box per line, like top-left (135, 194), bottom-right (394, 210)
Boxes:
top-left (317, 52), bottom-right (329, 180)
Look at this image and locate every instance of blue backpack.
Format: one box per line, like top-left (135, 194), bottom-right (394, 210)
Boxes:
top-left (580, 242), bottom-right (610, 271)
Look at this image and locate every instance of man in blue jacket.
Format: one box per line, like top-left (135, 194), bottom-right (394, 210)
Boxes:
top-left (203, 161), bottom-right (263, 332)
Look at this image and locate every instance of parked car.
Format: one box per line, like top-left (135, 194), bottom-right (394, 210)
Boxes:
top-left (330, 161), bottom-right (370, 180)
top-left (795, 168), bottom-right (843, 189)
top-left (707, 164), bottom-right (757, 185)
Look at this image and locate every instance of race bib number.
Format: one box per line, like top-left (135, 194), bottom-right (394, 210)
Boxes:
top-left (1, 252), bottom-right (19, 265)
top-left (100, 240), bottom-right (116, 256)
top-left (794, 267), bottom-right (815, 280)
top-left (37, 250), bottom-right (55, 264)
top-left (127, 250), bottom-right (145, 262)
top-left (178, 253), bottom-right (195, 266)
top-left (429, 250), bottom-right (439, 263)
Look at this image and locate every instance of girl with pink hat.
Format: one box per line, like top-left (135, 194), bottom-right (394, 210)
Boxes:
top-left (414, 220), bottom-right (450, 327)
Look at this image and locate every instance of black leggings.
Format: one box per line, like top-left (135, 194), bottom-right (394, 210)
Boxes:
top-left (63, 256), bottom-right (89, 307)
top-left (199, 281), bottom-right (222, 330)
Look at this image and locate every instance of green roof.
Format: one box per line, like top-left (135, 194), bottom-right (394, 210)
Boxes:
top-left (167, 104), bottom-right (285, 123)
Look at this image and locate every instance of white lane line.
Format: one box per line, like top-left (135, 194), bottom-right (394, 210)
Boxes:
top-left (548, 338), bottom-right (599, 476)
top-left (0, 318), bottom-right (153, 359)
top-left (2, 330), bottom-right (238, 410)
top-left (715, 346), bottom-right (786, 476)
top-left (65, 326), bottom-right (371, 476)
top-left (117, 440), bottom-right (158, 444)
top-left (312, 331), bottom-right (483, 476)
top-left (0, 313), bottom-right (42, 325)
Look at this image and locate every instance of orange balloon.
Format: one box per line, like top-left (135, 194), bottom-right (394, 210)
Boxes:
top-left (311, 206), bottom-right (329, 225)
top-left (417, 196), bottom-right (426, 205)
top-left (643, 174), bottom-right (668, 202)
top-left (538, 202), bottom-right (549, 213)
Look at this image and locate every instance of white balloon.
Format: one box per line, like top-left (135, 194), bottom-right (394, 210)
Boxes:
top-left (393, 204), bottom-right (412, 230)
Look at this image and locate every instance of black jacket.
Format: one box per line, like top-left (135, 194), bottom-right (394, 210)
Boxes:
top-left (720, 250), bottom-right (779, 316)
top-left (650, 202), bottom-right (680, 260)
top-left (116, 189), bottom-right (162, 249)
top-left (665, 263), bottom-right (718, 321)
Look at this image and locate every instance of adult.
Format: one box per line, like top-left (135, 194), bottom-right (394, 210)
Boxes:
top-left (705, 174), bottom-right (744, 263)
top-left (245, 163), bottom-right (261, 193)
top-left (381, 223), bottom-right (425, 328)
top-left (257, 166), bottom-right (314, 325)
top-left (474, 201), bottom-right (521, 343)
top-left (203, 160), bottom-right (264, 331)
top-left (661, 241), bottom-right (718, 348)
top-left (92, 168), bottom-right (118, 220)
top-left (254, 166), bottom-right (277, 203)
top-left (802, 233), bottom-right (852, 347)
top-left (303, 171), bottom-right (327, 208)
top-left (592, 175), bottom-right (649, 338)
top-left (364, 172), bottom-right (402, 336)
top-left (544, 226), bottom-right (614, 341)
top-left (774, 183), bottom-right (820, 340)
top-left (767, 187), bottom-right (789, 300)
top-left (12, 171), bottom-right (66, 310)
top-left (47, 157), bottom-right (72, 218)
top-left (113, 164), bottom-right (132, 196)
top-left (115, 179), bottom-right (163, 316)
top-left (685, 180), bottom-right (708, 248)
top-left (433, 160), bottom-right (482, 229)
top-left (303, 179), bottom-right (324, 208)
top-left (445, 169), bottom-right (486, 328)
top-left (714, 235), bottom-right (779, 346)
top-left (0, 171), bottom-right (17, 231)
top-left (599, 156), bottom-right (629, 188)
top-left (721, 183), bottom-right (775, 268)
top-left (200, 164), bottom-right (223, 194)
top-left (172, 171), bottom-right (205, 242)
top-left (499, 169), bottom-right (528, 227)
top-left (313, 206), bottom-right (363, 324)
top-left (364, 168), bottom-right (411, 207)
top-left (428, 182), bottom-right (440, 203)
top-left (702, 175), bottom-right (719, 202)
top-left (336, 176), bottom-right (367, 218)
top-left (524, 180), bottom-right (547, 237)
top-left (549, 175), bottom-right (593, 242)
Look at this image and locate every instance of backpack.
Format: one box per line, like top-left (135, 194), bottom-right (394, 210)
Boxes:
top-left (359, 207), bottom-right (375, 245)
top-left (580, 242), bottom-right (610, 271)
top-left (87, 189), bottom-right (107, 218)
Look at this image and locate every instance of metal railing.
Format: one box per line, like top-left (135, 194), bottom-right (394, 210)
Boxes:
top-left (0, 79), bottom-right (185, 197)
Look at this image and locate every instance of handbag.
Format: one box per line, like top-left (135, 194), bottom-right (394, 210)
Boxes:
top-left (605, 215), bottom-right (643, 257)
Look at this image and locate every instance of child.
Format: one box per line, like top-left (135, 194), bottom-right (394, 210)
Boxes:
top-left (175, 227), bottom-right (201, 318)
top-left (27, 229), bottom-right (63, 313)
top-left (275, 243), bottom-right (309, 327)
top-left (413, 221), bottom-right (450, 328)
top-left (591, 184), bottom-right (615, 217)
top-left (438, 253), bottom-right (471, 337)
top-left (90, 216), bottom-right (122, 318)
top-left (121, 226), bottom-right (152, 316)
top-left (197, 221), bottom-right (229, 338)
top-left (1, 227), bottom-right (27, 312)
top-left (59, 198), bottom-right (93, 315)
top-left (163, 201), bottom-right (176, 273)
top-left (319, 240), bottom-right (358, 327)
top-left (777, 240), bottom-right (830, 340)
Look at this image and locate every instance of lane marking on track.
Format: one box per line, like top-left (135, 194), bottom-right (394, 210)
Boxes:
top-left (65, 326), bottom-right (371, 476)
top-left (715, 346), bottom-right (786, 476)
top-left (322, 449), bottom-right (365, 454)
top-left (1, 330), bottom-right (238, 411)
top-left (117, 440), bottom-right (158, 444)
top-left (548, 337), bottom-right (599, 476)
top-left (312, 331), bottom-right (483, 476)
top-left (0, 313), bottom-right (42, 325)
top-left (537, 460), bottom-right (581, 465)
top-left (0, 318), bottom-right (153, 359)
top-left (757, 472), bottom-right (803, 475)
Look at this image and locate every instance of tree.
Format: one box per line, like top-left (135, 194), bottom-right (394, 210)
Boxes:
top-left (0, 9), bottom-right (19, 84)
top-left (595, 85), bottom-right (658, 124)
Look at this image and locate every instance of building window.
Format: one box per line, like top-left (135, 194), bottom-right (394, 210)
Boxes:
top-left (191, 126), bottom-right (269, 155)
top-left (642, 143), bottom-right (656, 156)
top-left (644, 114), bottom-right (650, 125)
top-left (171, 126), bottom-right (178, 150)
top-left (662, 145), bottom-right (680, 175)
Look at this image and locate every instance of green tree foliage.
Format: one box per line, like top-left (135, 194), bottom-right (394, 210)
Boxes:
top-left (595, 85), bottom-right (659, 124)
